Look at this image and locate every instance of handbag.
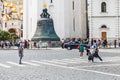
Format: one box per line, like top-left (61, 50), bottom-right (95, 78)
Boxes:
top-left (77, 45), bottom-right (80, 49)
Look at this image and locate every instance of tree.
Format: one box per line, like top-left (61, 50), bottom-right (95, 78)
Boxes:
top-left (0, 30), bottom-right (12, 41)
top-left (11, 33), bottom-right (19, 41)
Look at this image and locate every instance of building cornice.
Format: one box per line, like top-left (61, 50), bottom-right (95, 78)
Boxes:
top-left (90, 16), bottom-right (120, 18)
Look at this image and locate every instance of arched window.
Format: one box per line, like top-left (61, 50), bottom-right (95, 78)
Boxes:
top-left (5, 22), bottom-right (7, 28)
top-left (8, 28), bottom-right (16, 33)
top-left (101, 2), bottom-right (106, 12)
top-left (73, 17), bottom-right (75, 31)
top-left (101, 25), bottom-right (107, 28)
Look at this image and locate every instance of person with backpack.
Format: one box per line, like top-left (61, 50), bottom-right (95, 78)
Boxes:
top-left (93, 40), bottom-right (102, 61)
top-left (18, 44), bottom-right (24, 64)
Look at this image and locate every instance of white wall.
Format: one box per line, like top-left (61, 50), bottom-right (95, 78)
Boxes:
top-left (91, 0), bottom-right (117, 16)
top-left (23, 0), bottom-right (38, 40)
top-left (53, 0), bottom-right (66, 39)
top-left (88, 0), bottom-right (120, 41)
top-left (90, 18), bottom-right (117, 39)
top-left (71, 0), bottom-right (86, 39)
top-left (23, 0), bottom-right (28, 39)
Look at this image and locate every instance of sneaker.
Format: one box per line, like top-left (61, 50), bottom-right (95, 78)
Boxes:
top-left (19, 62), bottom-right (22, 64)
top-left (100, 59), bottom-right (103, 61)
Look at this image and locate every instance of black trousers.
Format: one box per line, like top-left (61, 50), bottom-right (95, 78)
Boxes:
top-left (88, 55), bottom-right (94, 62)
top-left (93, 53), bottom-right (102, 61)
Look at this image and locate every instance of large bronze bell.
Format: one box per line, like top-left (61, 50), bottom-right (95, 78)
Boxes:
top-left (31, 8), bottom-right (60, 41)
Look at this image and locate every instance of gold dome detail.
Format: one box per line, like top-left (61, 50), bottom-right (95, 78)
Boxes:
top-left (11, 7), bottom-right (17, 13)
top-left (3, 14), bottom-right (10, 21)
top-left (1, 0), bottom-right (7, 2)
top-left (20, 9), bottom-right (23, 15)
top-left (9, 2), bottom-right (14, 8)
top-left (43, 3), bottom-right (47, 8)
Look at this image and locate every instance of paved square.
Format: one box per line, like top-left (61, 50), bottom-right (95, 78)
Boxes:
top-left (0, 48), bottom-right (119, 80)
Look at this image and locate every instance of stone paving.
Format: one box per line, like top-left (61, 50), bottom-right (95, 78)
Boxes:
top-left (0, 48), bottom-right (119, 80)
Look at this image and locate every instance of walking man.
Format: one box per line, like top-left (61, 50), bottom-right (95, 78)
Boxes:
top-left (93, 40), bottom-right (102, 61)
top-left (18, 44), bottom-right (24, 64)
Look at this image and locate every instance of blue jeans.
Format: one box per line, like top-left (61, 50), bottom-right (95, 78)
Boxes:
top-left (19, 55), bottom-right (23, 64)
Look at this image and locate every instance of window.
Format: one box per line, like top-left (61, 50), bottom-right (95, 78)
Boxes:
top-left (9, 28), bottom-right (16, 33)
top-left (21, 24), bottom-right (23, 29)
top-left (101, 25), bottom-right (107, 28)
top-left (101, 2), bottom-right (106, 12)
top-left (73, 18), bottom-right (75, 31)
top-left (5, 22), bottom-right (7, 28)
top-left (72, 1), bottom-right (74, 10)
top-left (12, 23), bottom-right (14, 26)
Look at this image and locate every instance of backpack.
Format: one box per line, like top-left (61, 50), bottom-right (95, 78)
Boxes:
top-left (19, 47), bottom-right (23, 54)
top-left (77, 45), bottom-right (80, 49)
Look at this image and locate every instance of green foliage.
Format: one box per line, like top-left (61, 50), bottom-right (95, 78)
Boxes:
top-left (11, 33), bottom-right (19, 40)
top-left (0, 30), bottom-right (12, 41)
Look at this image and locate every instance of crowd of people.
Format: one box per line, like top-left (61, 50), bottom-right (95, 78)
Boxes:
top-left (0, 38), bottom-right (118, 49)
top-left (0, 40), bottom-right (30, 49)
top-left (0, 40), bottom-right (42, 49)
top-left (61, 38), bottom-right (120, 62)
top-left (91, 39), bottom-right (120, 48)
top-left (0, 38), bottom-right (118, 64)
top-left (78, 39), bottom-right (103, 62)
top-left (61, 38), bottom-right (119, 49)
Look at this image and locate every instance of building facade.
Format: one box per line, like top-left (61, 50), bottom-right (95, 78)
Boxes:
top-left (23, 0), bottom-right (87, 41)
top-left (88, 0), bottom-right (120, 42)
top-left (0, 0), bottom-right (23, 39)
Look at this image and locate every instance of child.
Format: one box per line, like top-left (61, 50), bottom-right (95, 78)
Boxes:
top-left (86, 48), bottom-right (94, 62)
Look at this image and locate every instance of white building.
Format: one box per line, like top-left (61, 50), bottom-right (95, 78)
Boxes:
top-left (23, 0), bottom-right (87, 41)
top-left (88, 0), bottom-right (120, 42)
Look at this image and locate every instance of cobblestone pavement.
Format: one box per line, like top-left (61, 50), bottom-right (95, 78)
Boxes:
top-left (0, 48), bottom-right (120, 80)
